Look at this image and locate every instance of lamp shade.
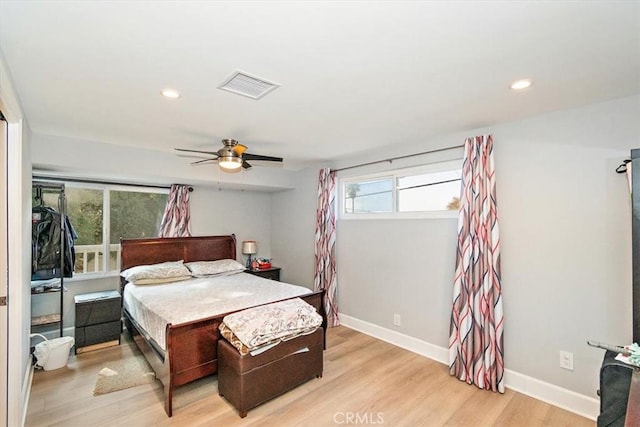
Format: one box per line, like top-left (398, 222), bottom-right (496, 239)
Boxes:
top-left (241, 240), bottom-right (257, 255)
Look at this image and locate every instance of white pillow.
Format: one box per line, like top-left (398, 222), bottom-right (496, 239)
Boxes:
top-left (132, 276), bottom-right (192, 285)
top-left (121, 260), bottom-right (192, 284)
top-left (185, 259), bottom-right (245, 277)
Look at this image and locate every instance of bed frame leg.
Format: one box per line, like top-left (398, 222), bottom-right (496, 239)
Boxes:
top-left (164, 387), bottom-right (173, 417)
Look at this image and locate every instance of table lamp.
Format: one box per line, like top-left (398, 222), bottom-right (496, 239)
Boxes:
top-left (241, 240), bottom-right (257, 269)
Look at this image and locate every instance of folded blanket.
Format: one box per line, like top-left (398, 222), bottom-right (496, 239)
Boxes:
top-left (220, 298), bottom-right (322, 355)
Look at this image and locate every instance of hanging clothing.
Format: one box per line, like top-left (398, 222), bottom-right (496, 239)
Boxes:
top-left (32, 206), bottom-right (77, 280)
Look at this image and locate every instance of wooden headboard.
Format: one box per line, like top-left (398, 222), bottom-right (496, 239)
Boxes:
top-left (120, 235), bottom-right (237, 271)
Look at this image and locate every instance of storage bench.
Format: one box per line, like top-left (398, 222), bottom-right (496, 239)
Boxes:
top-left (218, 327), bottom-right (324, 418)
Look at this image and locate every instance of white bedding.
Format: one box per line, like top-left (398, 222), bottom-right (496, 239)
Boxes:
top-left (122, 272), bottom-right (312, 351)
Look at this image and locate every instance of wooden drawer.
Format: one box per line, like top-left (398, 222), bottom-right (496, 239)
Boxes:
top-left (246, 267), bottom-right (281, 281)
top-left (75, 290), bottom-right (121, 327)
top-left (75, 320), bottom-right (121, 348)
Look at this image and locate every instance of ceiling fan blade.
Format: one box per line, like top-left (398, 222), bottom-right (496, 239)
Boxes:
top-left (175, 148), bottom-right (219, 156)
top-left (242, 160), bottom-right (252, 169)
top-left (190, 158), bottom-right (217, 165)
top-left (243, 153), bottom-right (283, 162)
top-left (233, 144), bottom-right (248, 155)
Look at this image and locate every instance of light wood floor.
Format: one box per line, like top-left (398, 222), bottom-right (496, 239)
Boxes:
top-left (26, 326), bottom-right (594, 426)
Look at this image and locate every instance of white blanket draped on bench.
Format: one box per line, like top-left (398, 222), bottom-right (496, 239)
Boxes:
top-left (220, 297), bottom-right (323, 355)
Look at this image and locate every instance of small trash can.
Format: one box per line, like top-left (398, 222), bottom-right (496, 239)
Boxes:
top-left (31, 334), bottom-right (75, 371)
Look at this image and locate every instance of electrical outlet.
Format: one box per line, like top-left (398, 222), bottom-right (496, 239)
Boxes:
top-left (393, 314), bottom-right (401, 326)
top-left (559, 351), bottom-right (574, 371)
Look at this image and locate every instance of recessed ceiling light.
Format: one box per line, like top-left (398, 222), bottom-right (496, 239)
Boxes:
top-left (510, 79), bottom-right (533, 90)
top-left (161, 89), bottom-right (182, 99)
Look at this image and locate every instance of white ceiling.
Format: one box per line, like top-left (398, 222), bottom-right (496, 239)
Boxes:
top-left (1, 1), bottom-right (639, 170)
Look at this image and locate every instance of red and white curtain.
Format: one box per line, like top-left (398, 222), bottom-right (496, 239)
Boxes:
top-left (449, 135), bottom-right (504, 393)
top-left (159, 184), bottom-right (192, 238)
top-left (314, 168), bottom-right (339, 327)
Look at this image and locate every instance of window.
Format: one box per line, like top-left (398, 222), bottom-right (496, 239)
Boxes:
top-left (341, 160), bottom-right (462, 219)
top-left (344, 179), bottom-right (393, 214)
top-left (34, 182), bottom-right (168, 276)
top-left (397, 168), bottom-right (462, 212)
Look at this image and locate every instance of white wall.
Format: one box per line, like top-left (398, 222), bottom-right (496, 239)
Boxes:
top-left (493, 106), bottom-right (635, 396)
top-left (338, 218), bottom-right (458, 343)
top-left (189, 186), bottom-right (272, 261)
top-left (272, 95), bottom-right (640, 406)
top-left (270, 167), bottom-right (324, 288)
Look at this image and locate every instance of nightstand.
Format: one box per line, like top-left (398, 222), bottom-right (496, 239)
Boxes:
top-left (74, 290), bottom-right (121, 354)
top-left (246, 267), bottom-right (281, 281)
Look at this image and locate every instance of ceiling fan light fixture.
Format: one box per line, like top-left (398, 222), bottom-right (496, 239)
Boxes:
top-left (218, 156), bottom-right (243, 171)
top-left (510, 79), bottom-right (533, 90)
top-left (161, 88), bottom-right (182, 98)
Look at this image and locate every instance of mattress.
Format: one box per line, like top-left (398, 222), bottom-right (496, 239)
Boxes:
top-left (122, 272), bottom-right (312, 351)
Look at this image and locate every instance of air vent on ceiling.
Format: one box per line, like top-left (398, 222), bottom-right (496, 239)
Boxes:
top-left (217, 70), bottom-right (280, 100)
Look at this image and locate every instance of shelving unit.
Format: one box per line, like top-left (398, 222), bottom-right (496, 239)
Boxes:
top-left (31, 182), bottom-right (67, 337)
top-left (31, 279), bottom-right (65, 333)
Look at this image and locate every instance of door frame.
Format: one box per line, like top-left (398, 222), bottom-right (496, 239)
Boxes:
top-left (0, 111), bottom-right (7, 427)
top-left (0, 67), bottom-right (29, 426)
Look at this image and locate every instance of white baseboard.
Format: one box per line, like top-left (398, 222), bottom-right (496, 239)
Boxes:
top-left (338, 313), bottom-right (599, 421)
top-left (339, 313), bottom-right (449, 364)
top-left (503, 368), bottom-right (599, 420)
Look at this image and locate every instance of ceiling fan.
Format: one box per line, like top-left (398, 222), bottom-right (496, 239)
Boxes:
top-left (175, 139), bottom-right (283, 171)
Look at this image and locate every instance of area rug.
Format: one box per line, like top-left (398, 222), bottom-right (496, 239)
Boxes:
top-left (93, 354), bottom-right (156, 396)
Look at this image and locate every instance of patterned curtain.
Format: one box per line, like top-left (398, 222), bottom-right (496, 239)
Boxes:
top-left (159, 184), bottom-right (192, 238)
top-left (449, 134), bottom-right (504, 393)
top-left (314, 168), bottom-right (339, 327)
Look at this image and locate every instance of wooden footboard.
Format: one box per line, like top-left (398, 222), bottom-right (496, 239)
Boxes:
top-left (125, 291), bottom-right (325, 417)
top-left (165, 317), bottom-right (220, 416)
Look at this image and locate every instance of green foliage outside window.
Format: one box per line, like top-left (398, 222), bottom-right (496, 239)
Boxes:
top-left (109, 190), bottom-right (167, 244)
top-left (66, 188), bottom-right (103, 246)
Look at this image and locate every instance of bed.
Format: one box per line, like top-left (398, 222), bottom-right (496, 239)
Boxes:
top-left (119, 235), bottom-right (326, 417)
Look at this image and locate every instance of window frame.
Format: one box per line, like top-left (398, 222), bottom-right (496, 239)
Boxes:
top-left (60, 181), bottom-right (169, 280)
top-left (339, 159), bottom-right (462, 220)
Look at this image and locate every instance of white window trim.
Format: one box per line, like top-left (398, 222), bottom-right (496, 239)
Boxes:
top-left (339, 159), bottom-right (462, 220)
top-left (64, 271), bottom-right (121, 283)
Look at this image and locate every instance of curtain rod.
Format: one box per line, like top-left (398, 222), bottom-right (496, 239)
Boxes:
top-left (32, 180), bottom-right (65, 190)
top-left (331, 144), bottom-right (465, 173)
top-left (32, 175), bottom-right (194, 192)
